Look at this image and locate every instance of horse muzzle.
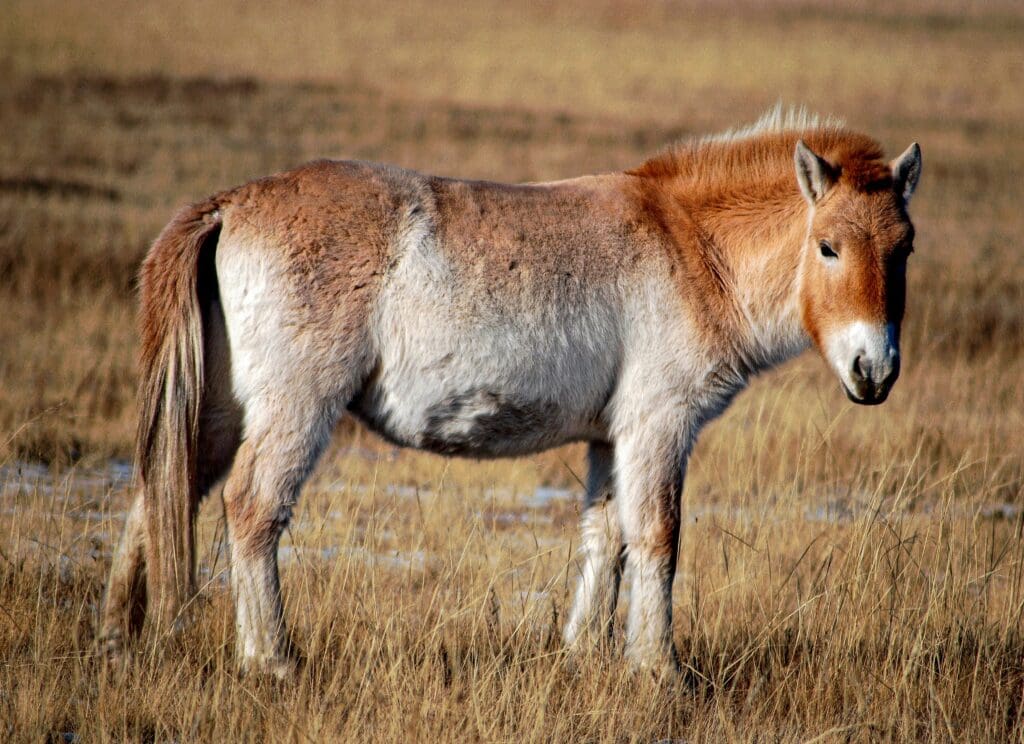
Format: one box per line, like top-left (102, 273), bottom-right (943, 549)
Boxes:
top-left (843, 353), bottom-right (900, 405)
top-left (825, 321), bottom-right (901, 406)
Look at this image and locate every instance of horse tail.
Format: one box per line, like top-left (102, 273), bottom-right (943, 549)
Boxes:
top-left (136, 198), bottom-right (222, 633)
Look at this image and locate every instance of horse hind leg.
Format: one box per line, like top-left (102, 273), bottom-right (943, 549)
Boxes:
top-left (99, 488), bottom-right (148, 659)
top-left (221, 393), bottom-right (339, 679)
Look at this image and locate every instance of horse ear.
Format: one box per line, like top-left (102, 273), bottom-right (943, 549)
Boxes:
top-left (890, 142), bottom-right (922, 205)
top-left (794, 140), bottom-right (836, 205)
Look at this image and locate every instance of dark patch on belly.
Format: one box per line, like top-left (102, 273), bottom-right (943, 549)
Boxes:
top-left (420, 390), bottom-right (558, 457)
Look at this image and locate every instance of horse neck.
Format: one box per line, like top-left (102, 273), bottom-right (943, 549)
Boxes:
top-left (645, 171), bottom-right (812, 372)
top-left (698, 179), bottom-right (812, 370)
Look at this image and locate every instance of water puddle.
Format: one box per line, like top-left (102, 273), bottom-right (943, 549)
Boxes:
top-left (4, 460), bottom-right (1018, 578)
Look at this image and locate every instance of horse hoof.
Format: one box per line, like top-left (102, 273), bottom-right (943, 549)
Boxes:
top-left (624, 646), bottom-right (681, 684)
top-left (267, 655), bottom-right (302, 682)
top-left (239, 654), bottom-right (303, 683)
top-left (96, 632), bottom-right (135, 680)
top-left (97, 629), bottom-right (126, 661)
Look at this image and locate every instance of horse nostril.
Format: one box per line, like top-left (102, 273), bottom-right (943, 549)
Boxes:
top-left (852, 354), bottom-right (871, 382)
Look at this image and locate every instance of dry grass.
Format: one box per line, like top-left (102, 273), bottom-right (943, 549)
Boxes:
top-left (1, 1), bottom-right (1023, 740)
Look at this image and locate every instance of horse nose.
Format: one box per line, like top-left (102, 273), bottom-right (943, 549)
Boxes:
top-left (851, 351), bottom-right (899, 401)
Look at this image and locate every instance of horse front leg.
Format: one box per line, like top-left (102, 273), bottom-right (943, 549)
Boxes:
top-left (564, 441), bottom-right (623, 649)
top-left (615, 422), bottom-right (687, 675)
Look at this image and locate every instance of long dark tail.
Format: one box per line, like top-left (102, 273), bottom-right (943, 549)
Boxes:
top-left (136, 199), bottom-right (222, 633)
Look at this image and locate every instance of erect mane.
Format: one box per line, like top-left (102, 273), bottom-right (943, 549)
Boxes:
top-left (703, 104), bottom-right (844, 145)
top-left (629, 105), bottom-right (888, 189)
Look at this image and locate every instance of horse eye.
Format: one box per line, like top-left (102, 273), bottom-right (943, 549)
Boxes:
top-left (819, 240), bottom-right (838, 259)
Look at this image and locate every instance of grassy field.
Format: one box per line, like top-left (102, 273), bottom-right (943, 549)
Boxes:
top-left (1, 0), bottom-right (1023, 740)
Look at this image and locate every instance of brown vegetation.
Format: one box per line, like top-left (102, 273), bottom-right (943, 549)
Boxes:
top-left (1, 0), bottom-right (1022, 740)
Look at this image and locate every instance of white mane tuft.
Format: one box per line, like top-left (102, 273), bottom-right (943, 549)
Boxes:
top-left (704, 103), bottom-right (845, 144)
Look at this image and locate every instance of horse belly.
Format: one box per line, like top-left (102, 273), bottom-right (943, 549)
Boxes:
top-left (352, 320), bottom-right (615, 458)
top-left (351, 220), bottom-right (623, 456)
top-left (353, 388), bottom-right (569, 458)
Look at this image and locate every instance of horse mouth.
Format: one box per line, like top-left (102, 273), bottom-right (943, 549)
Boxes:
top-left (843, 382), bottom-right (891, 406)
